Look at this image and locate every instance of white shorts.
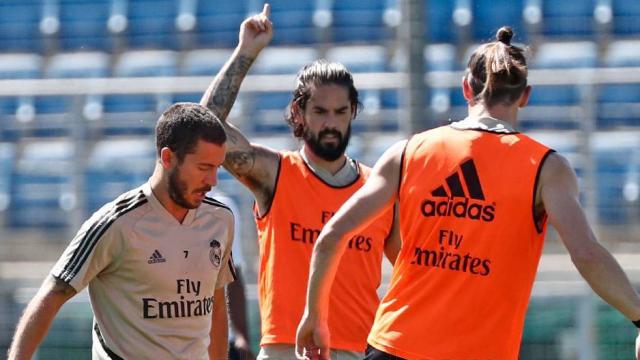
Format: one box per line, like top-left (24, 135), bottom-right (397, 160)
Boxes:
top-left (258, 344), bottom-right (363, 360)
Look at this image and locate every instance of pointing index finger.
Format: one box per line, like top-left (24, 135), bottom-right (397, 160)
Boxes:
top-left (262, 3), bottom-right (271, 18)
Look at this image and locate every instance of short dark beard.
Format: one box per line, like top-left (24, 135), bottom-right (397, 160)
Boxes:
top-left (303, 124), bottom-right (351, 161)
top-left (168, 165), bottom-right (197, 209)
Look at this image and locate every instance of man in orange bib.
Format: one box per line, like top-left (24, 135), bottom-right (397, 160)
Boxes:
top-left (297, 27), bottom-right (640, 360)
top-left (199, 4), bottom-right (400, 359)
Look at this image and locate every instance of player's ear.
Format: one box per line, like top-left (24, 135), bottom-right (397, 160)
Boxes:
top-left (291, 101), bottom-right (305, 125)
top-left (160, 147), bottom-right (175, 169)
top-left (519, 85), bottom-right (532, 108)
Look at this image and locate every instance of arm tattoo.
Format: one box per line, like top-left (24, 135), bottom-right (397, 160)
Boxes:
top-left (224, 150), bottom-right (256, 177)
top-left (202, 54), bottom-right (255, 122)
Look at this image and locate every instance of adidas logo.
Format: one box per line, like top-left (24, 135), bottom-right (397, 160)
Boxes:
top-left (421, 159), bottom-right (496, 222)
top-left (148, 250), bottom-right (167, 264)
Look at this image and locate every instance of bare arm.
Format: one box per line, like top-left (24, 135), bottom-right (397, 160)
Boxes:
top-left (199, 5), bottom-right (279, 211)
top-left (209, 287), bottom-right (229, 360)
top-left (540, 153), bottom-right (640, 321)
top-left (296, 140), bottom-right (405, 359)
top-left (383, 204), bottom-right (402, 265)
top-left (8, 276), bottom-right (76, 360)
top-left (227, 269), bottom-right (255, 359)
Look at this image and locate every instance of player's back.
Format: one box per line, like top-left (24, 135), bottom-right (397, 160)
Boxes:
top-left (369, 124), bottom-right (553, 359)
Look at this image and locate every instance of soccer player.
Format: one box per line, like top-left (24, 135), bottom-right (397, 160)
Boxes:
top-left (296, 27), bottom-right (640, 360)
top-left (200, 4), bottom-right (400, 359)
top-left (8, 103), bottom-right (236, 360)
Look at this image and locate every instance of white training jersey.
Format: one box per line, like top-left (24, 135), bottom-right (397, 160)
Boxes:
top-left (50, 182), bottom-right (236, 360)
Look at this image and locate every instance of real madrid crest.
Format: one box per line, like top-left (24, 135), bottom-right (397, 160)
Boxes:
top-left (209, 239), bottom-right (222, 268)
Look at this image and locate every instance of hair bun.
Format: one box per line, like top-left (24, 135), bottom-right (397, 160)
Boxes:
top-left (496, 26), bottom-right (513, 45)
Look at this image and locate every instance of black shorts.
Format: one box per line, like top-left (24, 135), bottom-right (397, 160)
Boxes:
top-left (364, 345), bottom-right (406, 360)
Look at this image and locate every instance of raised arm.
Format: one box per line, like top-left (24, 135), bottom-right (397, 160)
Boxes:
top-left (199, 4), bottom-right (279, 210)
top-left (538, 153), bottom-right (640, 357)
top-left (8, 276), bottom-right (77, 360)
top-left (296, 140), bottom-right (406, 360)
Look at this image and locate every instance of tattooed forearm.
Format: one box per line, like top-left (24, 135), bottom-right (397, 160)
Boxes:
top-left (224, 149), bottom-right (256, 177)
top-left (201, 54), bottom-right (255, 122)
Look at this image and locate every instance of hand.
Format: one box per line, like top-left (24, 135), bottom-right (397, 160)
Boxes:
top-left (238, 3), bottom-right (273, 58)
top-left (635, 330), bottom-right (640, 359)
top-left (233, 335), bottom-right (256, 360)
top-left (295, 314), bottom-right (330, 360)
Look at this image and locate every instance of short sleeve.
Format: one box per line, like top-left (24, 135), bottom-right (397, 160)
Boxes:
top-left (50, 211), bottom-right (124, 292)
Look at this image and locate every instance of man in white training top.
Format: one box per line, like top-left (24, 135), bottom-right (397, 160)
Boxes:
top-left (8, 102), bottom-right (236, 360)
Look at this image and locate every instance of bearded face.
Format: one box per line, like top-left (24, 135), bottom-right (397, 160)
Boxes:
top-left (302, 124), bottom-right (351, 162)
top-left (167, 164), bottom-right (203, 209)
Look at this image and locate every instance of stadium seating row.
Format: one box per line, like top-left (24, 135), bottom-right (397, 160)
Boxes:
top-left (0, 40), bottom-right (638, 139)
top-left (0, 0), bottom-right (639, 52)
top-left (0, 131), bottom-right (638, 229)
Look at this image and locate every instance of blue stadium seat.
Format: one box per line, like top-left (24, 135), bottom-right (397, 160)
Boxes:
top-left (196, 0), bottom-right (247, 47)
top-left (534, 41), bottom-right (598, 69)
top-left (345, 134), bottom-right (365, 162)
top-left (46, 51), bottom-right (110, 78)
top-left (603, 40), bottom-right (640, 68)
top-left (127, 0), bottom-right (178, 49)
top-left (0, 54), bottom-right (43, 139)
top-left (102, 50), bottom-right (177, 134)
top-left (527, 85), bottom-right (580, 106)
top-left (250, 91), bottom-right (291, 133)
top-left (541, 0), bottom-right (596, 38)
top-left (325, 45), bottom-right (388, 73)
top-left (472, 0), bottom-right (526, 41)
top-left (40, 52), bottom-right (111, 129)
top-left (252, 92), bottom-right (291, 112)
top-left (524, 42), bottom-right (597, 130)
top-left (252, 47), bottom-right (318, 75)
top-left (85, 138), bottom-right (155, 213)
top-left (612, 0), bottom-right (640, 36)
top-left (182, 48), bottom-right (234, 76)
top-left (107, 50), bottom-right (177, 112)
top-left (390, 43), bottom-right (456, 114)
top-left (0, 143), bottom-right (15, 212)
top-left (114, 50), bottom-right (178, 78)
top-left (592, 132), bottom-right (640, 224)
top-left (0, 53), bottom-right (43, 79)
top-left (426, 44), bottom-right (457, 114)
top-left (331, 0), bottom-right (389, 43)
top-left (0, 1), bottom-right (41, 51)
top-left (360, 133), bottom-right (405, 167)
top-left (598, 40), bottom-right (640, 129)
top-left (597, 83), bottom-right (640, 129)
top-left (268, 0), bottom-right (317, 45)
top-left (425, 0), bottom-right (455, 43)
top-left (425, 43), bottom-right (457, 72)
top-left (59, 0), bottom-right (111, 50)
top-left (9, 139), bottom-right (74, 228)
